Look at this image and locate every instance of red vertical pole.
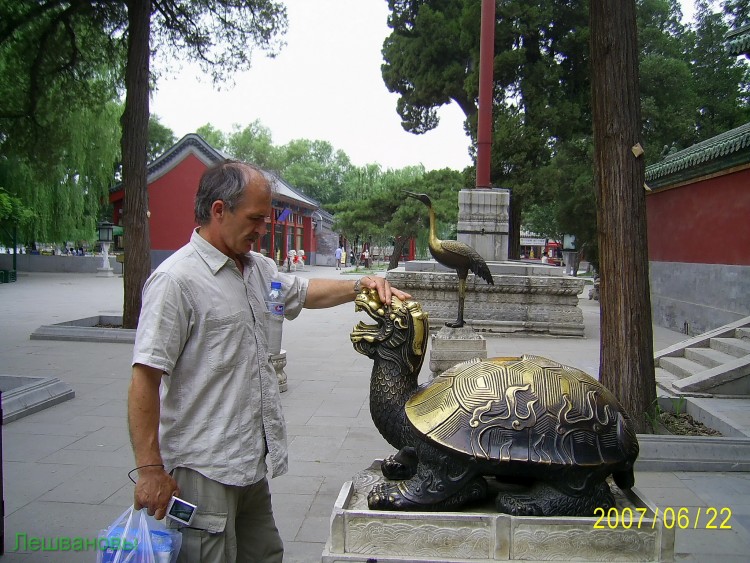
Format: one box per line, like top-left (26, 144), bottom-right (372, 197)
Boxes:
top-left (268, 212), bottom-right (279, 264)
top-left (476, 0), bottom-right (495, 189)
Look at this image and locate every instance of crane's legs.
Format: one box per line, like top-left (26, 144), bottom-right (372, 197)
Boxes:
top-left (446, 277), bottom-right (467, 328)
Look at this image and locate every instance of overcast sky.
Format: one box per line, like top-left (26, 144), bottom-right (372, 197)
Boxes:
top-left (150, 0), bottom-right (698, 172)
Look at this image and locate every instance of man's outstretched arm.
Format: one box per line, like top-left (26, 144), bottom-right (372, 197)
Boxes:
top-left (304, 276), bottom-right (411, 309)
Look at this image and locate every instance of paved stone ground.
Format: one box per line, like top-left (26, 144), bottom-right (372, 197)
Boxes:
top-left (2, 268), bottom-right (750, 561)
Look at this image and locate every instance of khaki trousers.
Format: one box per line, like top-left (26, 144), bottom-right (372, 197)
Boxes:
top-left (169, 467), bottom-right (283, 563)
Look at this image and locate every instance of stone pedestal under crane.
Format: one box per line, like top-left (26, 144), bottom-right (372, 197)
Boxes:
top-left (386, 260), bottom-right (584, 337)
top-left (392, 186), bottom-right (584, 337)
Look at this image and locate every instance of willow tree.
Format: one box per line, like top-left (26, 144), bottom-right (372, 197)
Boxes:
top-left (590, 0), bottom-right (655, 431)
top-left (1, 1), bottom-right (288, 327)
top-left (0, 4), bottom-right (123, 246)
top-left (0, 102), bottom-right (123, 245)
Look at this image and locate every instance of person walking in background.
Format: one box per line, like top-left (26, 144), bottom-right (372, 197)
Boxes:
top-left (341, 247), bottom-right (347, 269)
top-left (335, 245), bottom-right (343, 270)
top-left (127, 160), bottom-right (409, 563)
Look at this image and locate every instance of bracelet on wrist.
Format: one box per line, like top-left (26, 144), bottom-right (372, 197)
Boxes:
top-left (128, 463), bottom-right (164, 484)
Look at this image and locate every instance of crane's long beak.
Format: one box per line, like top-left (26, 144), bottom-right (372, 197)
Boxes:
top-left (403, 191), bottom-right (419, 199)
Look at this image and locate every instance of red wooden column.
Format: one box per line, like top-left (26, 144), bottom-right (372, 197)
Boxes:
top-left (476, 0), bottom-right (495, 189)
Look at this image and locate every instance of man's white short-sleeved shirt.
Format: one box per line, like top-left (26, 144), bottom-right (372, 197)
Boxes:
top-left (133, 229), bottom-right (308, 486)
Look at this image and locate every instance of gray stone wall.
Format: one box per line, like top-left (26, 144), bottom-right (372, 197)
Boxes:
top-left (650, 261), bottom-right (750, 335)
top-left (0, 254), bottom-right (122, 274)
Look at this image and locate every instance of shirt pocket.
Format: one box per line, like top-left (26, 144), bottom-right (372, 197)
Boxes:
top-left (205, 311), bottom-right (250, 373)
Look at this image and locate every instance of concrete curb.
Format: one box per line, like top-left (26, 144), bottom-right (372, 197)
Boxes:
top-left (29, 315), bottom-right (135, 343)
top-left (1, 375), bottom-right (75, 423)
top-left (635, 434), bottom-right (750, 472)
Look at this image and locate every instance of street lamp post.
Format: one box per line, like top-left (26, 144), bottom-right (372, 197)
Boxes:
top-left (96, 220), bottom-right (114, 277)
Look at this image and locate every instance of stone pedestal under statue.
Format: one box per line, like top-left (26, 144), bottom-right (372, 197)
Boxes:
top-left (269, 350), bottom-right (288, 393)
top-left (322, 462), bottom-right (675, 563)
top-left (96, 241), bottom-right (114, 278)
top-left (430, 326), bottom-right (487, 377)
top-left (386, 261), bottom-right (585, 336)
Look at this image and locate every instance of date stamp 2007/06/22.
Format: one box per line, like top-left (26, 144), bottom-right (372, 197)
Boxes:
top-left (593, 507), bottom-right (732, 530)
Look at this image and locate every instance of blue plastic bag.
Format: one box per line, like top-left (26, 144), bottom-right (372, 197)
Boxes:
top-left (97, 506), bottom-right (182, 563)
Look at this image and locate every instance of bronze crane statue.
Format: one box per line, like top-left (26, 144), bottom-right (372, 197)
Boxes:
top-left (405, 191), bottom-right (494, 328)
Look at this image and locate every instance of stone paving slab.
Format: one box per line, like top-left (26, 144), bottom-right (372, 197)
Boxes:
top-left (1, 269), bottom-right (750, 562)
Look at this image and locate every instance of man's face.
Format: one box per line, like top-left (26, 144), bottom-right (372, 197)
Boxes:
top-left (219, 177), bottom-right (271, 257)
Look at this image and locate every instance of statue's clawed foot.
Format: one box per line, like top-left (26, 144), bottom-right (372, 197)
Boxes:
top-left (496, 481), bottom-right (615, 517)
top-left (445, 320), bottom-right (465, 328)
top-left (368, 482), bottom-right (421, 510)
top-left (368, 476), bottom-right (488, 511)
top-left (381, 447), bottom-right (418, 480)
top-left (496, 494), bottom-right (545, 516)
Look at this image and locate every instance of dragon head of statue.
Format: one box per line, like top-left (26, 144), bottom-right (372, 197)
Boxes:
top-left (350, 288), bottom-right (428, 374)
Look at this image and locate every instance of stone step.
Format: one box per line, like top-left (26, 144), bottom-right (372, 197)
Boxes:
top-left (711, 337), bottom-right (750, 358)
top-left (672, 356), bottom-right (750, 395)
top-left (659, 356), bottom-right (706, 379)
top-left (685, 346), bottom-right (740, 368)
top-left (736, 327), bottom-right (750, 341)
top-left (655, 367), bottom-right (681, 392)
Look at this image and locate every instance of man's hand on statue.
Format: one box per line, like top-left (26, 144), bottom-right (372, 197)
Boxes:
top-left (360, 275), bottom-right (411, 307)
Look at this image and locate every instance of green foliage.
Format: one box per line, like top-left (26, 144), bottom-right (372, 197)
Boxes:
top-left (688, 1), bottom-right (750, 140)
top-left (382, 0), bottom-right (749, 263)
top-left (0, 1), bottom-right (125, 245)
top-left (150, 1), bottom-right (288, 84)
top-left (226, 120), bottom-right (282, 171)
top-left (196, 123), bottom-right (229, 151)
top-left (723, 0), bottom-right (750, 27)
top-left (331, 167), bottom-right (463, 265)
top-left (0, 99), bottom-right (122, 244)
top-left (0, 187), bottom-right (34, 244)
top-left (148, 116), bottom-right (177, 162)
top-left (275, 139), bottom-right (352, 204)
top-left (382, 0), bottom-right (477, 132)
top-left (0, 1), bottom-right (126, 121)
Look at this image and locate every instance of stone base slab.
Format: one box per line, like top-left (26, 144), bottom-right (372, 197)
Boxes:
top-left (386, 264), bottom-right (585, 337)
top-left (1, 375), bottom-right (75, 424)
top-left (270, 350), bottom-right (288, 393)
top-left (322, 463), bottom-right (674, 562)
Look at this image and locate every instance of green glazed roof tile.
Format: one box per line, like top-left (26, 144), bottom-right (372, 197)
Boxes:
top-left (645, 121), bottom-right (750, 187)
top-left (725, 23), bottom-right (750, 56)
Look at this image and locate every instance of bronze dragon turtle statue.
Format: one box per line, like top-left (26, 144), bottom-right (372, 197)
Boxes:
top-left (351, 288), bottom-right (639, 516)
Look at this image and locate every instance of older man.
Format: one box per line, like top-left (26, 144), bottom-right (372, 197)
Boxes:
top-left (128, 160), bottom-right (409, 562)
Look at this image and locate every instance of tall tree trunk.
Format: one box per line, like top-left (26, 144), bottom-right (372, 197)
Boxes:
top-left (389, 236), bottom-right (408, 271)
top-left (590, 0), bottom-right (656, 432)
top-left (507, 191), bottom-right (521, 260)
top-left (121, 0), bottom-right (151, 329)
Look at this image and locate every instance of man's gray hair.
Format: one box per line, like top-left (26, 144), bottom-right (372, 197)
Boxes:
top-left (194, 160), bottom-right (269, 225)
